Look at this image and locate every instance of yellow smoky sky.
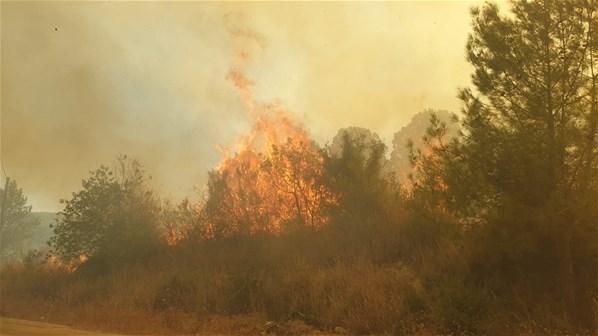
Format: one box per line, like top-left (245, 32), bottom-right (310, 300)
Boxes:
top-left (1, 1), bottom-right (504, 211)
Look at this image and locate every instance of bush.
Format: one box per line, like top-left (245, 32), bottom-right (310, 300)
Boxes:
top-left (153, 276), bottom-right (198, 313)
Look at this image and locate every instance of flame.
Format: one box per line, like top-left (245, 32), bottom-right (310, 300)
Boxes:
top-left (45, 253), bottom-right (88, 273)
top-left (202, 31), bottom-right (337, 237)
top-left (165, 223), bottom-right (184, 246)
top-left (405, 136), bottom-right (450, 202)
top-left (208, 109), bottom-right (336, 236)
top-left (226, 68), bottom-right (255, 113)
top-left (79, 254), bottom-right (88, 263)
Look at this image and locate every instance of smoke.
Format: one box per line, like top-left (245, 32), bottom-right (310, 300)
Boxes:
top-left (2, 1), bottom-right (480, 211)
top-left (224, 15), bottom-right (265, 116)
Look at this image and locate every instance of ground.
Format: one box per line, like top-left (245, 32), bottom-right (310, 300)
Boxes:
top-left (0, 317), bottom-right (121, 336)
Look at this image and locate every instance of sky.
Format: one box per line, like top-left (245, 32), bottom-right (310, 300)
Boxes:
top-left (1, 1), bottom-right (499, 212)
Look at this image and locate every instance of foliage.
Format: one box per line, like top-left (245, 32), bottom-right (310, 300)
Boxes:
top-left (49, 156), bottom-right (162, 264)
top-left (0, 178), bottom-right (39, 264)
top-left (405, 0), bottom-right (598, 330)
top-left (3, 1), bottom-right (598, 334)
top-left (390, 109), bottom-right (459, 181)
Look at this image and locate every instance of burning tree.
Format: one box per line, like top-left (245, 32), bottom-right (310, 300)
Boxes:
top-left (201, 112), bottom-right (336, 238)
top-left (266, 138), bottom-right (334, 229)
top-left (196, 34), bottom-right (338, 239)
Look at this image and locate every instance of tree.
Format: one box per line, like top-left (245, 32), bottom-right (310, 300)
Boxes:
top-left (0, 178), bottom-right (39, 264)
top-left (323, 128), bottom-right (403, 260)
top-left (389, 109), bottom-right (459, 182)
top-left (201, 137), bottom-right (334, 238)
top-left (202, 150), bottom-right (282, 238)
top-left (161, 198), bottom-right (201, 245)
top-left (49, 156), bottom-right (162, 265)
top-left (326, 128), bottom-right (389, 216)
top-left (456, 0), bottom-right (598, 206)
top-left (265, 138), bottom-right (335, 231)
top-left (407, 113), bottom-right (456, 211)
top-left (429, 0), bottom-right (598, 329)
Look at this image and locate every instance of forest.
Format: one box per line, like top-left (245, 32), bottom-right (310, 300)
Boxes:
top-left (1, 1), bottom-right (598, 335)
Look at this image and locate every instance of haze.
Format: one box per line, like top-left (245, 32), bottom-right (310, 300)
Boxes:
top-left (1, 1), bottom-right (486, 212)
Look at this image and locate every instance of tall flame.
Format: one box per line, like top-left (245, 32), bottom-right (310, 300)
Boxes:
top-left (203, 30), bottom-right (336, 238)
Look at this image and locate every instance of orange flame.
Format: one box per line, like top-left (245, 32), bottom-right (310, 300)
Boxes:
top-left (165, 225), bottom-right (183, 246)
top-left (203, 30), bottom-right (337, 237)
top-left (46, 253), bottom-right (88, 273)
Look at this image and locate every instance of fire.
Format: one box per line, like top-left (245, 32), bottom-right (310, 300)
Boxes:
top-left (226, 69), bottom-right (256, 113)
top-left (202, 32), bottom-right (337, 238)
top-left (45, 253), bottom-right (88, 273)
top-left (405, 132), bottom-right (451, 203)
top-left (79, 254), bottom-right (88, 263)
top-left (165, 224), bottom-right (184, 246)
top-left (205, 107), bottom-right (336, 237)
top-left (208, 113), bottom-right (334, 234)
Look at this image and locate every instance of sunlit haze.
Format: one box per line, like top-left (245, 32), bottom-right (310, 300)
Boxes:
top-left (2, 1), bottom-right (495, 211)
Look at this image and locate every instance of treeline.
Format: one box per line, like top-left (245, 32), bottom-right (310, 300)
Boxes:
top-left (2, 1), bottom-right (598, 335)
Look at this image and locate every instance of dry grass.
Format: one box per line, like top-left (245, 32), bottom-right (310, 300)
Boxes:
top-left (0, 259), bottom-right (429, 335)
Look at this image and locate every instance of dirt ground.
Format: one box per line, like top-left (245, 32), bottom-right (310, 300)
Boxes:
top-left (0, 317), bottom-right (122, 336)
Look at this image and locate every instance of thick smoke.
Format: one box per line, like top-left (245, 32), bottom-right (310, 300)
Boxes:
top-left (2, 1), bottom-right (478, 211)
